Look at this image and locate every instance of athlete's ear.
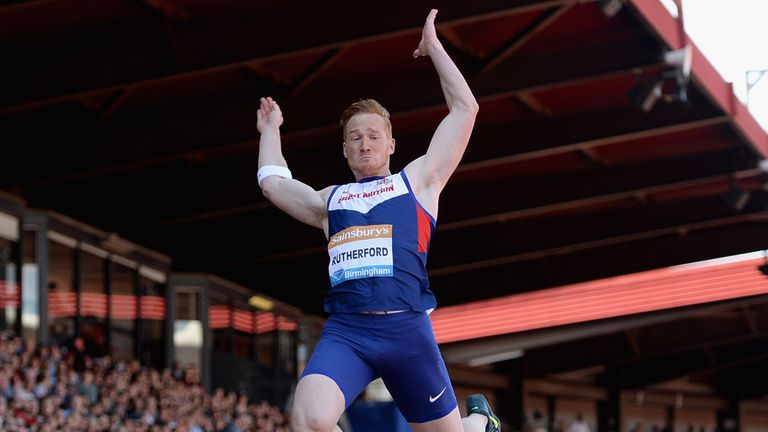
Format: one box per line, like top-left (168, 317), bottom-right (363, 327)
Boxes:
top-left (342, 141), bottom-right (348, 159)
top-left (389, 138), bottom-right (396, 155)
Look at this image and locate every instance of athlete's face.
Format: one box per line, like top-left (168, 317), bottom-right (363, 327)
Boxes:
top-left (343, 113), bottom-right (395, 179)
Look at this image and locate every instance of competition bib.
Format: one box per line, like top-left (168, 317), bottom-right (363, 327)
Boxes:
top-left (328, 224), bottom-right (394, 286)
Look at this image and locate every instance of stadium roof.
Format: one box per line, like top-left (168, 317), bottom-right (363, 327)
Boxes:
top-left (437, 250), bottom-right (768, 397)
top-left (432, 251), bottom-right (768, 344)
top-left (2, 0), bottom-right (767, 316)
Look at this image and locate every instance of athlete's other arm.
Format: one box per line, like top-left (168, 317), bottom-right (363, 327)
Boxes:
top-left (404, 9), bottom-right (479, 217)
top-left (257, 97), bottom-right (332, 234)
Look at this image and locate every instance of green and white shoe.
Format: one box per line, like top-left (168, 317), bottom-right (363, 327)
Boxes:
top-left (466, 394), bottom-right (501, 432)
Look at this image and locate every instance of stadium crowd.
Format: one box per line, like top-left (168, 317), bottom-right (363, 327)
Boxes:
top-left (0, 333), bottom-right (291, 432)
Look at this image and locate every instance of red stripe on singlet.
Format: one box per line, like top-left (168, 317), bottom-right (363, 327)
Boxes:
top-left (416, 204), bottom-right (431, 253)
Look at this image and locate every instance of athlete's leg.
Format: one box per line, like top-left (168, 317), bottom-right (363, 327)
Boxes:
top-left (373, 312), bottom-right (500, 431)
top-left (408, 405), bottom-right (493, 432)
top-left (408, 406), bottom-right (489, 432)
top-left (292, 314), bottom-right (377, 432)
top-left (462, 412), bottom-right (492, 431)
top-left (291, 374), bottom-right (345, 432)
top-left (465, 393), bottom-right (502, 432)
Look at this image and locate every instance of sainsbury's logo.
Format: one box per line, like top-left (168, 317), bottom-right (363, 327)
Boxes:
top-left (328, 225), bottom-right (392, 247)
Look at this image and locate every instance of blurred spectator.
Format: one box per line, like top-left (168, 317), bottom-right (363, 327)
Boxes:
top-left (72, 336), bottom-right (88, 374)
top-left (0, 331), bottom-right (291, 431)
top-left (566, 414), bottom-right (591, 432)
top-left (528, 409), bottom-right (547, 432)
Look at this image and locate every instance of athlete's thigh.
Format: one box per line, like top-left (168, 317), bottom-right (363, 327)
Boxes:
top-left (376, 312), bottom-right (457, 423)
top-left (293, 374), bottom-right (346, 430)
top-left (301, 326), bottom-right (376, 409)
top-left (409, 407), bottom-right (464, 432)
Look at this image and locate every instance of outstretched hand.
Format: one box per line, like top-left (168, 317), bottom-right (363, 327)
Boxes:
top-left (413, 9), bottom-right (440, 58)
top-left (257, 97), bottom-right (283, 133)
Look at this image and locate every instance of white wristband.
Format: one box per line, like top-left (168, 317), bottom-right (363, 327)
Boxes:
top-left (257, 165), bottom-right (292, 188)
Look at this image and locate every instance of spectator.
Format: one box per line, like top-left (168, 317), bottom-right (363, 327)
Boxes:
top-left (71, 336), bottom-right (88, 374)
top-left (566, 414), bottom-right (591, 432)
top-left (0, 333), bottom-right (291, 431)
top-left (77, 369), bottom-right (99, 404)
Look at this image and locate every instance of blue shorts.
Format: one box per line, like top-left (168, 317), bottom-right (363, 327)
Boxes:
top-left (301, 311), bottom-right (457, 423)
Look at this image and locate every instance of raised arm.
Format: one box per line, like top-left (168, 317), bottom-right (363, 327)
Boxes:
top-left (404, 9), bottom-right (479, 216)
top-left (257, 97), bottom-right (331, 234)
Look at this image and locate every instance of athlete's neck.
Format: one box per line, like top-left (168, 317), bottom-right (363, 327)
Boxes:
top-left (353, 170), bottom-right (391, 182)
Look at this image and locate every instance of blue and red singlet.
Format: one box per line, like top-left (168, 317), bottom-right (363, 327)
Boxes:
top-left (325, 171), bottom-right (437, 313)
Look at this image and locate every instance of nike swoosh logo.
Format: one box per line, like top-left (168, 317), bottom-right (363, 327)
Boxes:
top-left (429, 387), bottom-right (447, 403)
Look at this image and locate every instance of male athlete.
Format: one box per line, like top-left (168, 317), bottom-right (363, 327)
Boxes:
top-left (257, 9), bottom-right (501, 432)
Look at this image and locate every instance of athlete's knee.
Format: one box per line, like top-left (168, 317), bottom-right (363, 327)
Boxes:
top-left (291, 403), bottom-right (340, 432)
top-left (292, 374), bottom-right (346, 431)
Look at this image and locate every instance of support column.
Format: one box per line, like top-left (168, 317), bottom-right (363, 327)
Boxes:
top-left (717, 396), bottom-right (740, 432)
top-left (164, 279), bottom-right (175, 370)
top-left (599, 366), bottom-right (623, 432)
top-left (73, 246), bottom-right (81, 338)
top-left (28, 214), bottom-right (50, 345)
top-left (104, 259), bottom-right (112, 356)
top-left (497, 356), bottom-right (526, 432)
top-left (200, 283), bottom-right (211, 392)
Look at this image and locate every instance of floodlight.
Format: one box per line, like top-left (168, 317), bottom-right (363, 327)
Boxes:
top-left (628, 78), bottom-right (664, 112)
top-left (664, 45), bottom-right (692, 79)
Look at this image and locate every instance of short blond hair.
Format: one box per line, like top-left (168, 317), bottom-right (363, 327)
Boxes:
top-left (339, 99), bottom-right (392, 139)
